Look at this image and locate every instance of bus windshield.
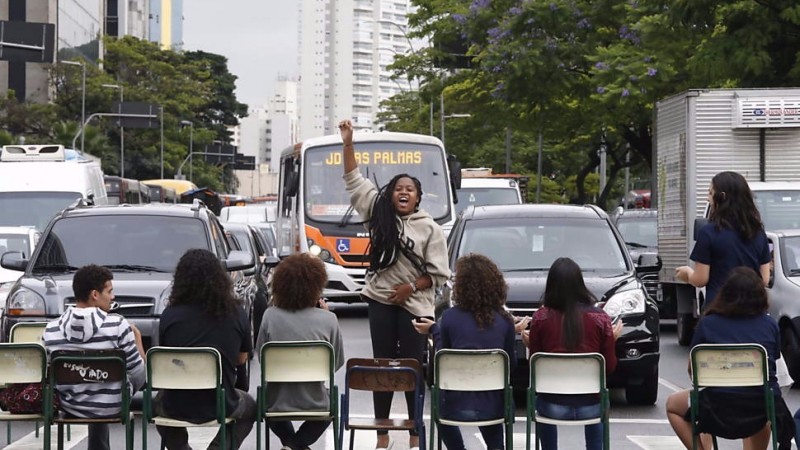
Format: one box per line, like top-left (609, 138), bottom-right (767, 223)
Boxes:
top-left (0, 192), bottom-right (82, 231)
top-left (303, 143), bottom-right (452, 223)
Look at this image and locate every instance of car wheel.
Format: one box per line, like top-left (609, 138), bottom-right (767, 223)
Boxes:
top-left (625, 369), bottom-right (658, 405)
top-left (235, 359), bottom-right (250, 391)
top-left (676, 313), bottom-right (696, 347)
top-left (781, 326), bottom-right (800, 385)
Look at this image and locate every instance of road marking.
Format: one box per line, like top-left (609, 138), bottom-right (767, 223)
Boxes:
top-left (5, 424), bottom-right (89, 449)
top-left (658, 377), bottom-right (686, 393)
top-left (627, 435), bottom-right (684, 449)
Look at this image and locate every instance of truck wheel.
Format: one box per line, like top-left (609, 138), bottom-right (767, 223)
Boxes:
top-left (625, 370), bottom-right (659, 405)
top-left (781, 326), bottom-right (800, 385)
top-left (676, 313), bottom-right (696, 346)
top-left (235, 360), bottom-right (250, 391)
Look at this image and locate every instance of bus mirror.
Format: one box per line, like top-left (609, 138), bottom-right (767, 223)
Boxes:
top-left (447, 155), bottom-right (462, 190)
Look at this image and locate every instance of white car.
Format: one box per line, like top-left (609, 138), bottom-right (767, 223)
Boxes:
top-left (0, 226), bottom-right (40, 305)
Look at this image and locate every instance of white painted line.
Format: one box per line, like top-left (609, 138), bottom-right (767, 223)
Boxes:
top-left (627, 435), bottom-right (684, 450)
top-left (5, 424), bottom-right (88, 450)
top-left (188, 427), bottom-right (224, 447)
top-left (658, 377), bottom-right (686, 393)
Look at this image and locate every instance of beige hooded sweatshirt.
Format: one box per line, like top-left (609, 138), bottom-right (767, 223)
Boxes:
top-left (344, 168), bottom-right (450, 317)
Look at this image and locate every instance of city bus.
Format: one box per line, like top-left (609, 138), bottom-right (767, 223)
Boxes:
top-left (277, 131), bottom-right (460, 302)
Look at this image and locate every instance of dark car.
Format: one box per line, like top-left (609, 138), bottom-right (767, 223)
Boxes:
top-left (0, 200), bottom-right (254, 383)
top-left (436, 204), bottom-right (661, 404)
top-left (611, 207), bottom-right (661, 315)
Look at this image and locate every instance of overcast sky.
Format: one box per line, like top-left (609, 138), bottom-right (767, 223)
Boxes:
top-left (183, 0), bottom-right (298, 109)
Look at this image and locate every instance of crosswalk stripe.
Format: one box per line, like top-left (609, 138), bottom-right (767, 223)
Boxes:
top-left (658, 377), bottom-right (686, 393)
top-left (4, 424), bottom-right (89, 450)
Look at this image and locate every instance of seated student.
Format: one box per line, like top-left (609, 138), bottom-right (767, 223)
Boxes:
top-left (256, 253), bottom-right (344, 450)
top-left (666, 267), bottom-right (783, 450)
top-left (414, 253), bottom-right (520, 450)
top-left (155, 249), bottom-right (256, 450)
top-left (521, 257), bottom-right (622, 450)
top-left (43, 264), bottom-right (146, 450)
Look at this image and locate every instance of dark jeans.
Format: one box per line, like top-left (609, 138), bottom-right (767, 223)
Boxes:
top-left (364, 296), bottom-right (427, 436)
top-left (437, 410), bottom-right (504, 450)
top-left (155, 389), bottom-right (257, 450)
top-left (269, 419), bottom-right (331, 450)
top-left (86, 423), bottom-right (109, 450)
top-left (535, 398), bottom-right (602, 450)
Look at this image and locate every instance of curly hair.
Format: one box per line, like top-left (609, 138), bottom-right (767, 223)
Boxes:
top-left (704, 266), bottom-right (768, 317)
top-left (368, 173), bottom-right (423, 272)
top-left (73, 264), bottom-right (113, 303)
top-left (710, 171), bottom-right (763, 240)
top-left (271, 253), bottom-right (328, 311)
top-left (168, 248), bottom-right (239, 318)
top-left (453, 253), bottom-right (512, 329)
top-left (543, 257), bottom-right (598, 351)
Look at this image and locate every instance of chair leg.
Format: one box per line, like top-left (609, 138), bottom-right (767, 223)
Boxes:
top-left (142, 415), bottom-right (148, 450)
top-left (66, 424), bottom-right (71, 441)
top-left (57, 423), bottom-right (64, 450)
top-left (333, 417), bottom-right (340, 450)
top-left (349, 429), bottom-right (355, 450)
top-left (257, 418), bottom-right (262, 450)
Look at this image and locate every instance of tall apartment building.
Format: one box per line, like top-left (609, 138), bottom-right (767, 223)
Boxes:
top-left (298, 0), bottom-right (414, 140)
top-left (237, 106), bottom-right (269, 166)
top-left (266, 78), bottom-right (299, 173)
top-left (148, 0), bottom-right (183, 50)
top-left (106, 0), bottom-right (149, 40)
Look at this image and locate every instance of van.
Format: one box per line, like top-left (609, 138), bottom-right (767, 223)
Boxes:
top-left (0, 145), bottom-right (108, 230)
top-left (455, 175), bottom-right (523, 216)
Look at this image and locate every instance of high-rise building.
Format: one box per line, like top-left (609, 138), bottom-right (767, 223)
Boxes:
top-left (148, 0), bottom-right (183, 50)
top-left (106, 0), bottom-right (149, 40)
top-left (237, 106), bottom-right (269, 165)
top-left (0, 0), bottom-right (103, 103)
top-left (298, 0), bottom-right (414, 140)
top-left (266, 78), bottom-right (299, 173)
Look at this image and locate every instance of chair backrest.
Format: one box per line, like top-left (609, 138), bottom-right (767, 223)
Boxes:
top-left (435, 349), bottom-right (509, 392)
top-left (147, 346), bottom-right (222, 390)
top-left (10, 322), bottom-right (47, 345)
top-left (0, 343), bottom-right (47, 384)
top-left (346, 358), bottom-right (421, 393)
top-left (50, 349), bottom-right (127, 385)
top-left (261, 340), bottom-right (334, 383)
top-left (530, 352), bottom-right (606, 395)
top-left (690, 343), bottom-right (768, 388)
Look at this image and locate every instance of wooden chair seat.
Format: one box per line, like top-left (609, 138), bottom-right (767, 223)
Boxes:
top-left (152, 416), bottom-right (236, 428)
top-left (346, 417), bottom-right (417, 431)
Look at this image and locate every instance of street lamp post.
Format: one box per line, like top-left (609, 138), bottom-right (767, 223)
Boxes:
top-left (180, 120), bottom-right (194, 181)
top-left (61, 60), bottom-right (86, 152)
top-left (101, 84), bottom-right (125, 177)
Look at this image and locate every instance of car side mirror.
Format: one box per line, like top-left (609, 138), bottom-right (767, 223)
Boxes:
top-left (0, 251), bottom-right (28, 271)
top-left (693, 217), bottom-right (708, 241)
top-left (224, 250), bottom-right (254, 272)
top-left (263, 255), bottom-right (280, 269)
top-left (636, 253), bottom-right (662, 273)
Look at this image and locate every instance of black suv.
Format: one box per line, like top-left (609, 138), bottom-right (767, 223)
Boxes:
top-left (0, 200), bottom-right (254, 380)
top-left (437, 204), bottom-right (661, 404)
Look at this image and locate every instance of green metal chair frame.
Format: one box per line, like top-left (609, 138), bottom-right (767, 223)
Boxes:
top-left (43, 349), bottom-right (133, 450)
top-left (527, 352), bottom-right (610, 450)
top-left (429, 349), bottom-right (514, 450)
top-left (142, 346), bottom-right (235, 450)
top-left (256, 340), bottom-right (339, 450)
top-left (5, 322), bottom-right (49, 443)
top-left (689, 343), bottom-right (778, 450)
top-left (0, 343), bottom-right (47, 445)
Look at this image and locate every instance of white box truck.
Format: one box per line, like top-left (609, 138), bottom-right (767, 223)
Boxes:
top-left (655, 89), bottom-right (800, 354)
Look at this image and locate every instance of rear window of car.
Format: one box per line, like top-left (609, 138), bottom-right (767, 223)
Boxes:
top-left (33, 215), bottom-right (209, 273)
top-left (458, 217), bottom-right (628, 273)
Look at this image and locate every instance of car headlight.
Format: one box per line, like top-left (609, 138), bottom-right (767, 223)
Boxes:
top-left (6, 287), bottom-right (45, 316)
top-left (0, 281), bottom-right (14, 307)
top-left (603, 283), bottom-right (646, 317)
top-left (307, 238), bottom-right (335, 264)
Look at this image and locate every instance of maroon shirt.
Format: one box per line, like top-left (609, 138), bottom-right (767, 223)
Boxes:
top-left (528, 305), bottom-right (617, 375)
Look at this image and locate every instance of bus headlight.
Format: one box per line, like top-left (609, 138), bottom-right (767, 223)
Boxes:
top-left (307, 239), bottom-right (335, 264)
top-left (7, 287), bottom-right (45, 316)
top-left (603, 283), bottom-right (646, 317)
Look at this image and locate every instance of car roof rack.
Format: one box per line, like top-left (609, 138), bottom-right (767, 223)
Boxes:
top-left (1, 145), bottom-right (66, 162)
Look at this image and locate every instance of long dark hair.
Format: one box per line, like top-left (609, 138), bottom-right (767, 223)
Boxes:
top-left (453, 254), bottom-right (513, 329)
top-left (542, 257), bottom-right (597, 351)
top-left (704, 266), bottom-right (768, 317)
top-left (169, 248), bottom-right (239, 318)
top-left (368, 173), bottom-right (423, 272)
top-left (709, 171), bottom-right (763, 240)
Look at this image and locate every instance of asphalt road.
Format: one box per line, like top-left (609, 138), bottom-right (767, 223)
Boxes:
top-left (1, 305), bottom-right (798, 449)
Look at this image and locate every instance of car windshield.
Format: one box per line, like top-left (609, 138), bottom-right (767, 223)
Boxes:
top-left (615, 216), bottom-right (657, 248)
top-left (0, 233), bottom-right (32, 257)
top-left (455, 187), bottom-right (520, 215)
top-left (458, 217), bottom-right (628, 273)
top-left (0, 192), bottom-right (82, 231)
top-left (782, 236), bottom-right (800, 276)
top-left (228, 229), bottom-right (253, 254)
top-left (753, 190), bottom-right (800, 231)
top-left (32, 215), bottom-right (208, 273)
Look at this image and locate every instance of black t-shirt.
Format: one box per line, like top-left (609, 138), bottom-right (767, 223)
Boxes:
top-left (158, 304), bottom-right (252, 422)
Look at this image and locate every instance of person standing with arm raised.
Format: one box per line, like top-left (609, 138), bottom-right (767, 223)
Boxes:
top-left (339, 119), bottom-right (450, 450)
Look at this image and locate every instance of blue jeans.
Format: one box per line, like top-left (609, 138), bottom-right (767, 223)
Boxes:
top-left (438, 409), bottom-right (504, 450)
top-left (535, 398), bottom-right (603, 450)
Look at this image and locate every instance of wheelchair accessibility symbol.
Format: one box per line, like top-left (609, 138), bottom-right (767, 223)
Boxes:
top-left (336, 239), bottom-right (350, 253)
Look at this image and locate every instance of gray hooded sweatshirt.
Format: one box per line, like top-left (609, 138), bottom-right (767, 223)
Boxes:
top-left (344, 168), bottom-right (450, 317)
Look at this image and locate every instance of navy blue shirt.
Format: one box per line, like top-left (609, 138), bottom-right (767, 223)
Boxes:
top-left (690, 223), bottom-right (770, 308)
top-left (432, 306), bottom-right (516, 419)
top-left (690, 313), bottom-right (780, 396)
